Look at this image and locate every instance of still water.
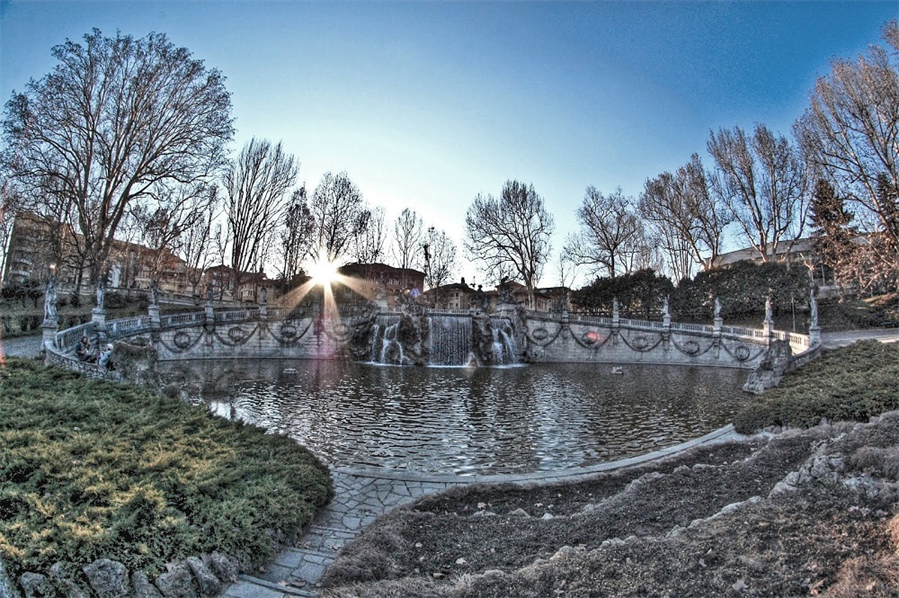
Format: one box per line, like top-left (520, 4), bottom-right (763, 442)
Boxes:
top-left (163, 360), bottom-right (749, 476)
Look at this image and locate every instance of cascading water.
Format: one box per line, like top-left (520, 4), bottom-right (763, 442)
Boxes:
top-left (367, 312), bottom-right (518, 367)
top-left (490, 317), bottom-right (519, 365)
top-left (369, 315), bottom-right (403, 364)
top-left (427, 315), bottom-right (473, 366)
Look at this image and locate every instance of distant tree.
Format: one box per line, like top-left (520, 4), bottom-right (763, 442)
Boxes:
top-left (277, 185), bottom-right (314, 290)
top-left (423, 226), bottom-right (457, 297)
top-left (795, 20), bottom-right (899, 250)
top-left (0, 29), bottom-right (233, 294)
top-left (808, 179), bottom-right (857, 291)
top-left (465, 180), bottom-right (554, 309)
top-left (392, 207), bottom-right (424, 286)
top-left (639, 154), bottom-right (730, 279)
top-left (352, 205), bottom-right (387, 265)
top-left (309, 171), bottom-right (367, 263)
top-left (563, 187), bottom-right (640, 279)
top-left (707, 124), bottom-right (809, 262)
top-left (223, 138), bottom-right (298, 294)
top-left (132, 182), bottom-right (218, 282)
top-left (179, 187), bottom-right (219, 297)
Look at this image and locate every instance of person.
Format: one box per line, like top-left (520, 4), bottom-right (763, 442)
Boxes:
top-left (77, 336), bottom-right (94, 362)
top-left (98, 343), bottom-right (115, 370)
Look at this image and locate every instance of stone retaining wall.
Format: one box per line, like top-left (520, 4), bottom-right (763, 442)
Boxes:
top-left (47, 306), bottom-right (816, 375)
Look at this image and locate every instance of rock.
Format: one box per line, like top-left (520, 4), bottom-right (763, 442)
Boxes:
top-left (541, 512), bottom-right (554, 520)
top-left (743, 340), bottom-right (792, 394)
top-left (155, 562), bottom-right (197, 598)
top-left (509, 508), bottom-right (530, 517)
top-left (131, 572), bottom-right (163, 598)
top-left (0, 559), bottom-right (21, 598)
top-left (49, 562), bottom-right (90, 598)
top-left (83, 559), bottom-right (132, 598)
top-left (18, 573), bottom-right (50, 598)
top-left (202, 553), bottom-right (238, 584)
top-left (185, 557), bottom-right (221, 598)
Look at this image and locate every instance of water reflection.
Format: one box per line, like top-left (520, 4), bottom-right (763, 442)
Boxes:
top-left (162, 360), bottom-right (748, 475)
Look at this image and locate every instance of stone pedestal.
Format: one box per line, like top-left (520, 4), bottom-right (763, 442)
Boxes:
top-left (149, 304), bottom-right (161, 342)
top-left (92, 308), bottom-right (107, 343)
top-left (808, 325), bottom-right (822, 347)
top-left (41, 320), bottom-right (58, 356)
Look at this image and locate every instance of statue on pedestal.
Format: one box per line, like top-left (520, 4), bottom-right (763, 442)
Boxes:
top-left (150, 279), bottom-right (159, 306)
top-left (95, 275), bottom-right (106, 311)
top-left (43, 272), bottom-right (58, 323)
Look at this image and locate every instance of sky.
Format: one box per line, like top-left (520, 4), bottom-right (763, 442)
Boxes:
top-left (0, 0), bottom-right (896, 288)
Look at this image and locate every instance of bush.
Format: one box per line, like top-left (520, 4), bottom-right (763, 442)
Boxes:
top-left (671, 261), bottom-right (811, 320)
top-left (0, 359), bottom-right (333, 579)
top-left (733, 341), bottom-right (899, 433)
top-left (571, 269), bottom-right (674, 318)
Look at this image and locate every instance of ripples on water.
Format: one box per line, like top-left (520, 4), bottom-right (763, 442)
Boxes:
top-left (164, 360), bottom-right (749, 476)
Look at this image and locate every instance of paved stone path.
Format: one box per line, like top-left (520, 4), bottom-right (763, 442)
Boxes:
top-left (221, 426), bottom-right (742, 598)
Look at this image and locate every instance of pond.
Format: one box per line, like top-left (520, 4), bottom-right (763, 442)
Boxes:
top-left (162, 360), bottom-right (750, 476)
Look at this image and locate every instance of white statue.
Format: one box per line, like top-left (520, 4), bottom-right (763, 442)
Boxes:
top-left (714, 297), bottom-right (721, 319)
top-left (43, 273), bottom-right (58, 323)
top-left (810, 287), bottom-right (819, 328)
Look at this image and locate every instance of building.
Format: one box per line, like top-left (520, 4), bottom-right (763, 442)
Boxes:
top-left (2, 211), bottom-right (195, 297)
top-left (337, 263), bottom-right (426, 307)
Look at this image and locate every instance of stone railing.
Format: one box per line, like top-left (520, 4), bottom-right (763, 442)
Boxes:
top-left (46, 301), bottom-right (818, 377)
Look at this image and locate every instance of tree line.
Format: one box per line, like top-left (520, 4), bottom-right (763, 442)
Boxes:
top-left (1, 21), bottom-right (897, 307)
top-left (0, 29), bottom-right (458, 300)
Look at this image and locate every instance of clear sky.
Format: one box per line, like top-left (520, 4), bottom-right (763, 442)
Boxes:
top-left (1, 0), bottom-right (896, 287)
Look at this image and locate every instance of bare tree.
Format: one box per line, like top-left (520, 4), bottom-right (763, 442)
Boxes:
top-left (132, 182), bottom-right (218, 283)
top-left (795, 20), bottom-right (899, 249)
top-left (0, 29), bottom-right (233, 293)
top-left (392, 207), bottom-right (423, 286)
top-left (707, 125), bottom-right (809, 261)
top-left (640, 154), bottom-right (730, 279)
top-left (423, 225), bottom-right (457, 295)
top-left (309, 171), bottom-right (367, 263)
top-left (179, 186), bottom-right (219, 297)
top-left (563, 187), bottom-right (641, 279)
top-left (278, 185), bottom-right (314, 289)
top-left (465, 180), bottom-right (554, 309)
top-left (223, 138), bottom-right (298, 295)
top-left (352, 205), bottom-right (387, 264)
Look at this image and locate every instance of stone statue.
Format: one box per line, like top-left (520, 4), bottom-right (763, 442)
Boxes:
top-left (810, 287), bottom-right (819, 328)
top-left (260, 286), bottom-right (267, 305)
top-left (612, 297), bottom-right (619, 318)
top-left (150, 279), bottom-right (159, 306)
top-left (43, 272), bottom-right (58, 323)
top-left (662, 296), bottom-right (670, 317)
top-left (714, 297), bottom-right (721, 319)
top-left (95, 275), bottom-right (106, 311)
top-left (206, 285), bottom-right (214, 305)
top-left (765, 294), bottom-right (773, 322)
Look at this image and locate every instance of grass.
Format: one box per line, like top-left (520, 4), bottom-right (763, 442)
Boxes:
top-left (0, 358), bottom-right (333, 580)
top-left (734, 340), bottom-right (899, 434)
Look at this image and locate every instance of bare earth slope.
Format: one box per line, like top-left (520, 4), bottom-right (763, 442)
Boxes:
top-left (321, 413), bottom-right (899, 597)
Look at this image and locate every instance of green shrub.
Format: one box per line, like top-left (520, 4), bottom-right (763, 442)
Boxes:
top-left (0, 359), bottom-right (333, 579)
top-left (734, 341), bottom-right (899, 433)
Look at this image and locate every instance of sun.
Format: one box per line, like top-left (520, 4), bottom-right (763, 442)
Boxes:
top-left (308, 255), bottom-right (340, 288)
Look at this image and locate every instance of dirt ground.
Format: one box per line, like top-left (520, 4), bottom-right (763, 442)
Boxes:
top-left (320, 413), bottom-right (899, 597)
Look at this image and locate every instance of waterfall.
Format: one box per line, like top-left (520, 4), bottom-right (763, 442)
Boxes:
top-left (369, 315), bottom-right (402, 364)
top-left (490, 317), bottom-right (519, 365)
top-left (367, 312), bottom-right (518, 367)
top-left (427, 315), bottom-right (473, 366)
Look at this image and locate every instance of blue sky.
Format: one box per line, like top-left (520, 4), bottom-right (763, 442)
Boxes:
top-left (1, 1), bottom-right (896, 286)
